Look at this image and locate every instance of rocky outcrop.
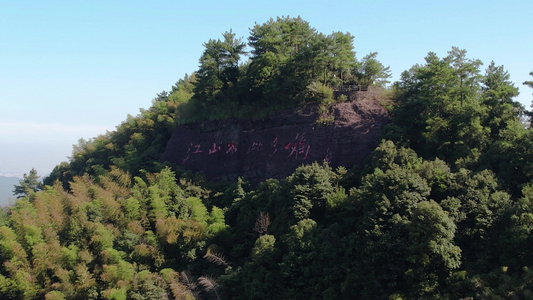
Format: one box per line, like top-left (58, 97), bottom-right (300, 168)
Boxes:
top-left (161, 98), bottom-right (388, 183)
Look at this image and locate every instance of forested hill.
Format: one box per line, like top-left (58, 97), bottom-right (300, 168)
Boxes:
top-left (43, 16), bottom-right (394, 187)
top-left (1, 16), bottom-right (533, 299)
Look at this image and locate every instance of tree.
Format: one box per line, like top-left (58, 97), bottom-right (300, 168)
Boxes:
top-left (448, 47), bottom-right (483, 107)
top-left (220, 30), bottom-right (246, 89)
top-left (449, 169), bottom-right (512, 269)
top-left (194, 38), bottom-right (225, 101)
top-left (312, 32), bottom-right (356, 86)
top-left (248, 16), bottom-right (315, 61)
top-left (13, 168), bottom-right (42, 199)
top-left (405, 200), bottom-right (461, 297)
top-left (482, 61), bottom-right (521, 138)
top-left (286, 162), bottom-right (338, 222)
top-left (239, 234), bottom-right (279, 299)
top-left (523, 71), bottom-right (533, 95)
top-left (194, 30), bottom-right (246, 102)
top-left (246, 16), bottom-right (317, 101)
top-left (328, 31), bottom-right (356, 84)
top-left (386, 48), bottom-right (489, 162)
top-left (524, 71), bottom-right (533, 125)
top-left (475, 68), bottom-right (531, 193)
top-left (356, 52), bottom-right (391, 87)
top-left (347, 164), bottom-right (432, 297)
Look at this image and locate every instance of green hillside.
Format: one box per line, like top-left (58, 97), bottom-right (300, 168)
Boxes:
top-left (1, 17), bottom-right (533, 299)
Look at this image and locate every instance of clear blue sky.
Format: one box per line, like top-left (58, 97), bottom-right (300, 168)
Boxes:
top-left (1, 0), bottom-right (532, 177)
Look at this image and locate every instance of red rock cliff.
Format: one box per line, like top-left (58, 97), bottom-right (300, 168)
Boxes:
top-left (161, 98), bottom-right (388, 182)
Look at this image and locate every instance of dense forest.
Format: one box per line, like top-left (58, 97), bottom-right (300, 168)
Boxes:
top-left (4, 16), bottom-right (533, 299)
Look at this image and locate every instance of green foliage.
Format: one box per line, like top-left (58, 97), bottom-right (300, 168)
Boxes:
top-left (1, 165), bottom-right (222, 298)
top-left (0, 226), bottom-right (27, 263)
top-left (355, 51), bottom-right (392, 87)
top-left (387, 48), bottom-right (486, 161)
top-left (306, 81), bottom-right (334, 104)
top-left (480, 61), bottom-right (524, 170)
top-left (4, 135), bottom-right (533, 299)
top-left (250, 234), bottom-right (276, 260)
top-left (385, 47), bottom-right (531, 198)
top-left (44, 291), bottom-right (66, 300)
top-left (103, 287), bottom-right (127, 300)
top-left (61, 244), bottom-right (79, 268)
top-left (128, 272), bottom-right (168, 300)
top-left (325, 186), bottom-right (347, 209)
top-left (406, 200), bottom-right (461, 296)
top-left (194, 30), bottom-right (246, 102)
top-left (22, 224), bottom-right (43, 248)
top-left (207, 206), bottom-right (228, 236)
top-left (123, 196), bottom-right (141, 220)
top-left (524, 71), bottom-right (533, 125)
top-left (169, 73), bottom-right (196, 105)
top-left (183, 197), bottom-right (208, 223)
top-left (286, 162), bottom-right (340, 222)
top-left (90, 223), bottom-right (115, 251)
top-left (175, 16), bottom-right (365, 124)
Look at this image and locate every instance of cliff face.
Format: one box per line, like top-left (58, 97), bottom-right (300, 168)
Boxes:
top-left (161, 98), bottom-right (388, 183)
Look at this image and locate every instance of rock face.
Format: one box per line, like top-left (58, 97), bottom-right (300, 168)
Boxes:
top-left (161, 98), bottom-right (388, 183)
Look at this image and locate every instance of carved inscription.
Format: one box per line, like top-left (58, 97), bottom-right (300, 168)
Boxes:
top-left (284, 133), bottom-right (310, 159)
top-left (161, 98), bottom-right (389, 183)
top-left (246, 142), bottom-right (264, 155)
top-left (181, 133), bottom-right (313, 165)
top-left (226, 142), bottom-right (238, 154)
top-left (208, 143), bottom-right (221, 155)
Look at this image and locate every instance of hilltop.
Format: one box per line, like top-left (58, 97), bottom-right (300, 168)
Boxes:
top-left (44, 16), bottom-right (393, 187)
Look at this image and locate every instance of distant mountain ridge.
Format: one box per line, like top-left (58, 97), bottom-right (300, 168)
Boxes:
top-left (0, 176), bottom-right (19, 206)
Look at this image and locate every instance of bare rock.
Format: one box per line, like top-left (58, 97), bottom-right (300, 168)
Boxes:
top-left (161, 99), bottom-right (388, 183)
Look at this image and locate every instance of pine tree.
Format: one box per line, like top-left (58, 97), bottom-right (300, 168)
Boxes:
top-left (13, 168), bottom-right (42, 199)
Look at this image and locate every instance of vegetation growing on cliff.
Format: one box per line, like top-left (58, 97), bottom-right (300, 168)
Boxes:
top-left (3, 17), bottom-right (533, 299)
top-left (44, 16), bottom-right (390, 186)
top-left (177, 16), bottom-right (391, 123)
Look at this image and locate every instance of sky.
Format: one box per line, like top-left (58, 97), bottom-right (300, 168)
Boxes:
top-left (1, 0), bottom-right (532, 178)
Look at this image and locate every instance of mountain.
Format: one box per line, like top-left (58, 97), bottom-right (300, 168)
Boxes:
top-left (9, 17), bottom-right (531, 299)
top-left (0, 176), bottom-right (19, 206)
